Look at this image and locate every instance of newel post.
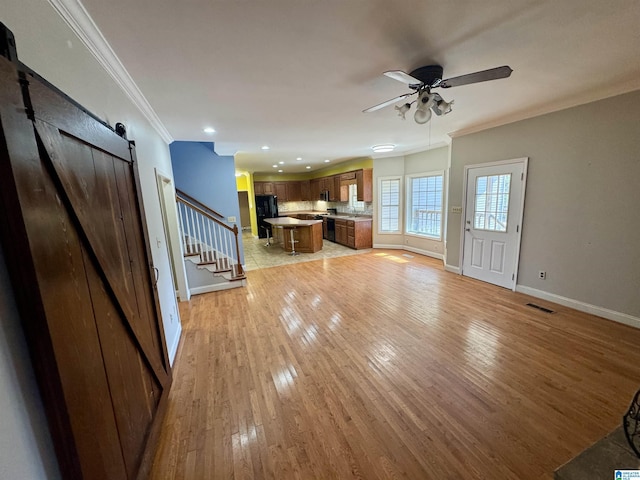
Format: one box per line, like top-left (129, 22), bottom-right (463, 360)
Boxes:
top-left (233, 224), bottom-right (244, 276)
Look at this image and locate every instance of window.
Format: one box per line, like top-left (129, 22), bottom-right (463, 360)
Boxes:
top-left (474, 174), bottom-right (511, 232)
top-left (406, 172), bottom-right (443, 239)
top-left (378, 177), bottom-right (401, 233)
top-left (348, 184), bottom-right (365, 211)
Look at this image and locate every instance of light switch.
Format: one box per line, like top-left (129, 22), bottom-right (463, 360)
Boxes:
top-left (227, 216), bottom-right (236, 223)
top-left (452, 206), bottom-right (463, 214)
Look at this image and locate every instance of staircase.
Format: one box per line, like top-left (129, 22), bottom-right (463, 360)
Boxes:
top-left (176, 190), bottom-right (246, 294)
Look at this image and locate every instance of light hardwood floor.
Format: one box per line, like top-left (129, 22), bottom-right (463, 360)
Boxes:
top-left (149, 250), bottom-right (640, 479)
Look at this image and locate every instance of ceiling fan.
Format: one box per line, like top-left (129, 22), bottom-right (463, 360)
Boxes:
top-left (363, 64), bottom-right (513, 124)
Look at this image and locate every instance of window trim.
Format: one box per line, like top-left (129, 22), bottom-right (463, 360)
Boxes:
top-left (405, 170), bottom-right (445, 241)
top-left (377, 175), bottom-right (402, 235)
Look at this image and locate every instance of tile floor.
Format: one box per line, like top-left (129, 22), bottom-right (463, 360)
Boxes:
top-left (242, 231), bottom-right (370, 271)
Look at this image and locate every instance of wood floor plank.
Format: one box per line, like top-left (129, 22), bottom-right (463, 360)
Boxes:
top-left (149, 250), bottom-right (640, 479)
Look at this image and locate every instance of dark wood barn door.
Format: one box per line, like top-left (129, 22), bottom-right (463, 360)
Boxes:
top-left (0, 44), bottom-right (171, 479)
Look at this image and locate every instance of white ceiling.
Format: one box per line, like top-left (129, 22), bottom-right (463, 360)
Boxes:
top-left (78, 0), bottom-right (640, 174)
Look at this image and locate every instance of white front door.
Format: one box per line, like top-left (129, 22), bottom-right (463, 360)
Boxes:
top-left (462, 159), bottom-right (527, 289)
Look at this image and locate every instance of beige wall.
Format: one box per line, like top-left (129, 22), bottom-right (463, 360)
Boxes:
top-left (447, 90), bottom-right (640, 320)
top-left (1, 0), bottom-right (183, 476)
top-left (373, 147), bottom-right (449, 258)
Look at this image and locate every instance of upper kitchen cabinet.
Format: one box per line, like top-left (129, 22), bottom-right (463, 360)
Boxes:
top-left (274, 182), bottom-right (288, 201)
top-left (254, 181), bottom-right (275, 195)
top-left (356, 168), bottom-right (373, 202)
top-left (287, 181), bottom-right (303, 202)
top-left (310, 178), bottom-right (321, 200)
top-left (300, 180), bottom-right (311, 201)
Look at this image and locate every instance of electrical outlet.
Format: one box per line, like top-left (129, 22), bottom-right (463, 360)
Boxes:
top-left (538, 271), bottom-right (546, 280)
top-left (227, 216), bottom-right (236, 223)
top-left (452, 206), bottom-right (463, 214)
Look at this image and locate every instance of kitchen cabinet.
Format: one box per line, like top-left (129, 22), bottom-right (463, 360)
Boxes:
top-left (254, 181), bottom-right (274, 195)
top-left (287, 181), bottom-right (302, 201)
top-left (333, 218), bottom-right (372, 249)
top-left (332, 176), bottom-right (341, 201)
top-left (340, 171), bottom-right (356, 181)
top-left (322, 218), bottom-right (328, 239)
top-left (356, 168), bottom-right (373, 202)
top-left (339, 184), bottom-right (349, 202)
top-left (310, 178), bottom-right (321, 200)
top-left (274, 182), bottom-right (288, 201)
top-left (300, 180), bottom-right (311, 201)
top-left (335, 219), bottom-right (348, 245)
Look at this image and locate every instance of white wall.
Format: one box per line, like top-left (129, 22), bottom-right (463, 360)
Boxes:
top-left (1, 0), bottom-right (183, 476)
top-left (0, 245), bottom-right (60, 479)
top-left (447, 89), bottom-right (640, 321)
top-left (373, 147), bottom-right (449, 259)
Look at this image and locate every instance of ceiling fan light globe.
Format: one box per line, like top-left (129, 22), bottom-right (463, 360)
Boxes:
top-left (395, 103), bottom-right (411, 120)
top-left (436, 99), bottom-right (454, 115)
top-left (414, 108), bottom-right (432, 124)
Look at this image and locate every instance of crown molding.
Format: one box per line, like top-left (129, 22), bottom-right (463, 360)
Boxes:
top-left (46, 0), bottom-right (173, 144)
top-left (449, 78), bottom-right (640, 139)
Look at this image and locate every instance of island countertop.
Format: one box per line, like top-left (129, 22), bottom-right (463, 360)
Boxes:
top-left (265, 217), bottom-right (323, 226)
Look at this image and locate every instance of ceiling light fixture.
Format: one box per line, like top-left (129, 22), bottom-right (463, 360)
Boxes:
top-left (296, 157), bottom-right (302, 161)
top-left (395, 103), bottom-right (411, 120)
top-left (372, 144), bottom-right (396, 153)
top-left (278, 169), bottom-right (283, 173)
top-left (306, 166), bottom-right (311, 169)
top-left (203, 127), bottom-right (216, 134)
top-left (414, 91), bottom-right (435, 124)
top-left (435, 98), bottom-right (454, 115)
top-left (279, 161), bottom-right (284, 165)
top-left (261, 145), bottom-right (270, 150)
top-left (272, 164), bottom-right (278, 168)
top-left (324, 159), bottom-right (330, 163)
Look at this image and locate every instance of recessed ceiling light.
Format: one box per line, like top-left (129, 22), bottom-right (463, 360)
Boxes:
top-left (372, 144), bottom-right (396, 153)
top-left (278, 169), bottom-right (283, 173)
top-left (272, 164), bottom-right (278, 168)
top-left (306, 166), bottom-right (311, 169)
top-left (324, 159), bottom-right (330, 163)
top-left (261, 145), bottom-right (270, 150)
top-left (279, 161), bottom-right (284, 165)
top-left (203, 127), bottom-right (216, 134)
top-left (234, 172), bottom-right (242, 177)
top-left (296, 157), bottom-right (302, 161)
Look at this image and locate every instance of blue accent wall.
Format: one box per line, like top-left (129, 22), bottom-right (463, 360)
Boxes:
top-left (170, 141), bottom-right (243, 262)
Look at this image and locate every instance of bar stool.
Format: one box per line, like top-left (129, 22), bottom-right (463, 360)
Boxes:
top-left (261, 225), bottom-right (272, 247)
top-left (289, 227), bottom-right (299, 256)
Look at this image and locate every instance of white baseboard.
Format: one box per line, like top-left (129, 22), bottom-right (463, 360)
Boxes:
top-left (516, 285), bottom-right (640, 329)
top-left (190, 280), bottom-right (247, 296)
top-left (373, 243), bottom-right (403, 249)
top-left (403, 245), bottom-right (444, 261)
top-left (444, 264), bottom-right (461, 274)
top-left (373, 243), bottom-right (444, 261)
top-left (167, 321), bottom-right (182, 366)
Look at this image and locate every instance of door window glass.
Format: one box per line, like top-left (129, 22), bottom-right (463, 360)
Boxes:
top-left (474, 174), bottom-right (511, 232)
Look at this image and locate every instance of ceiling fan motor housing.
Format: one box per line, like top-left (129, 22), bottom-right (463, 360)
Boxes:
top-left (409, 65), bottom-right (444, 88)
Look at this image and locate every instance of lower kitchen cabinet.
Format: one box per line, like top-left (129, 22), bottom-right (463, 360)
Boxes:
top-left (334, 218), bottom-right (372, 249)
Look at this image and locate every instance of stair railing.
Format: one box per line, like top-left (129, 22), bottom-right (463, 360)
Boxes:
top-left (176, 195), bottom-right (244, 278)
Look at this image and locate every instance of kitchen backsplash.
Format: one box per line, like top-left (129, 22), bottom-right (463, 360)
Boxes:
top-left (279, 201), bottom-right (373, 215)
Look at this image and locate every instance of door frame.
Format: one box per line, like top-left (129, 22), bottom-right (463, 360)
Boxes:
top-left (155, 169), bottom-right (190, 301)
top-left (459, 157), bottom-right (528, 291)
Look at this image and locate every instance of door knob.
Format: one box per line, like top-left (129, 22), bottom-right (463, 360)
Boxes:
top-left (465, 228), bottom-right (470, 232)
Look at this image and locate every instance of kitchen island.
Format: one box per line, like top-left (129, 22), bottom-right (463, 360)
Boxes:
top-left (265, 217), bottom-right (324, 253)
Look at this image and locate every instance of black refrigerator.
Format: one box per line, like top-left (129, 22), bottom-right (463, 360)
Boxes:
top-left (255, 194), bottom-right (279, 238)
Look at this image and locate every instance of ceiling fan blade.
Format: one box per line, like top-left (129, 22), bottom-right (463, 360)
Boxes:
top-left (363, 93), bottom-right (414, 113)
top-left (383, 70), bottom-right (423, 87)
top-left (438, 65), bottom-right (513, 89)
